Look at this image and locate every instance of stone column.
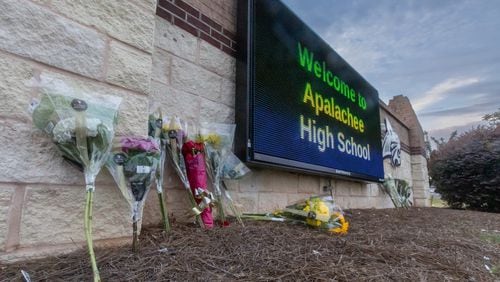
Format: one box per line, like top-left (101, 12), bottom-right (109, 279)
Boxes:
top-left (388, 95), bottom-right (431, 207)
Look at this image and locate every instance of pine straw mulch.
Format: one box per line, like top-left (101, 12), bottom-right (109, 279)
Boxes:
top-left (2, 208), bottom-right (500, 281)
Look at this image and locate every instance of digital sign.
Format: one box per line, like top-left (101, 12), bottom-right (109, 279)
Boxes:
top-left (236, 0), bottom-right (384, 182)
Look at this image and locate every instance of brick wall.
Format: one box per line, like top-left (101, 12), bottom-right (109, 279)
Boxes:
top-left (156, 0), bottom-right (237, 57)
top-left (181, 0), bottom-right (237, 33)
top-left (388, 95), bottom-right (427, 154)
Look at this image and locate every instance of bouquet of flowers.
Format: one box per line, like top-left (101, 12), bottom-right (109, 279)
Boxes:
top-left (182, 139), bottom-right (214, 228)
top-left (29, 74), bottom-right (121, 281)
top-left (148, 110), bottom-right (170, 232)
top-left (106, 137), bottom-right (160, 251)
top-left (199, 122), bottom-right (243, 226)
top-left (379, 175), bottom-right (413, 208)
top-left (162, 116), bottom-right (204, 228)
top-left (243, 195), bottom-right (349, 235)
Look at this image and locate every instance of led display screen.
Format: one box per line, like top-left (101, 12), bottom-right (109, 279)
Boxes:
top-left (236, 0), bottom-right (384, 182)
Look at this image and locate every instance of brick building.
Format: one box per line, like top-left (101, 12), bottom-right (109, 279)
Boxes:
top-left (0, 0), bottom-right (429, 261)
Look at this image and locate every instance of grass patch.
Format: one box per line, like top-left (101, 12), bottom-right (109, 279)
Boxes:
top-left (430, 197), bottom-right (448, 208)
top-left (480, 230), bottom-right (500, 278)
top-left (480, 233), bottom-right (500, 245)
top-left (492, 265), bottom-right (500, 276)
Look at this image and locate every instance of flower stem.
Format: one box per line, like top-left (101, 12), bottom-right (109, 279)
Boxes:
top-left (157, 191), bottom-right (170, 232)
top-left (221, 181), bottom-right (244, 226)
top-left (84, 190), bottom-right (100, 282)
top-left (240, 214), bottom-right (287, 222)
top-left (216, 193), bottom-right (226, 224)
top-left (132, 216), bottom-right (138, 252)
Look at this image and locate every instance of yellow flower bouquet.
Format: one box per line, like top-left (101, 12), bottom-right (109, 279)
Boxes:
top-left (243, 195), bottom-right (349, 235)
top-left (283, 196), bottom-right (349, 235)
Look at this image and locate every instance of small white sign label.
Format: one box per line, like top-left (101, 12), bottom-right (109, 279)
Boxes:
top-left (136, 166), bottom-right (151, 174)
top-left (44, 122), bottom-right (54, 134)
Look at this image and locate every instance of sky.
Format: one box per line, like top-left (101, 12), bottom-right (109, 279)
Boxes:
top-left (281, 0), bottom-right (500, 139)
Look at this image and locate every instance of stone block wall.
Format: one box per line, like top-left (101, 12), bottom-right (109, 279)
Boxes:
top-left (0, 0), bottom-right (156, 261)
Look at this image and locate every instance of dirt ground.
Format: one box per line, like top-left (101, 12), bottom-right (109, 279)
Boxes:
top-left (2, 208), bottom-right (500, 281)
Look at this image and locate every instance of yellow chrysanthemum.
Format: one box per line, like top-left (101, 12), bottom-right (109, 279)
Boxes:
top-left (303, 198), bottom-right (330, 227)
top-left (194, 134), bottom-right (222, 146)
top-left (328, 212), bottom-right (349, 235)
top-left (161, 117), bottom-right (181, 132)
top-left (204, 134), bottom-right (221, 147)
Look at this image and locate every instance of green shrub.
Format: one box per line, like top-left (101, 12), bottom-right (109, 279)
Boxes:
top-left (429, 124), bottom-right (499, 212)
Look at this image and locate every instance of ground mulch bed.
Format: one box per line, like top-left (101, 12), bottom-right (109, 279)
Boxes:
top-left (2, 208), bottom-right (499, 281)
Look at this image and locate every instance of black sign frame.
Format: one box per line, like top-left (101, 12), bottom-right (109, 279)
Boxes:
top-left (235, 0), bottom-right (384, 182)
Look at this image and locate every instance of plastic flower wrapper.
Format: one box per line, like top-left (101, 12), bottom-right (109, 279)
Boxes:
top-left (221, 152), bottom-right (251, 225)
top-left (148, 110), bottom-right (170, 232)
top-left (182, 140), bottom-right (214, 228)
top-left (162, 116), bottom-right (204, 228)
top-left (198, 122), bottom-right (243, 226)
top-left (29, 74), bottom-right (121, 281)
top-left (222, 152), bottom-right (251, 180)
top-left (242, 195), bottom-right (349, 235)
top-left (298, 196), bottom-right (349, 235)
top-left (106, 136), bottom-right (160, 251)
top-left (379, 175), bottom-right (413, 208)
